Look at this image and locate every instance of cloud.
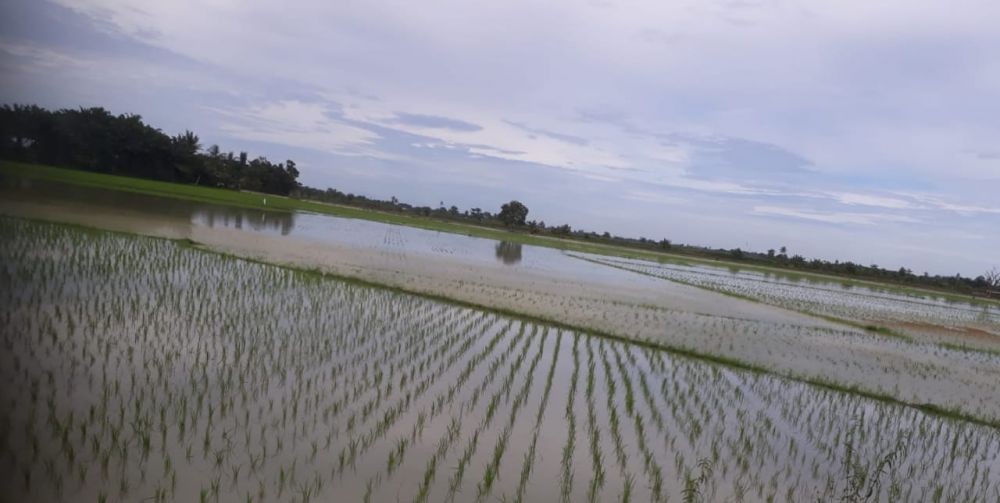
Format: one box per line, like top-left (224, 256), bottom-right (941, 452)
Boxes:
top-left (677, 135), bottom-right (814, 179)
top-left (1, 43), bottom-right (81, 71)
top-left (897, 193), bottom-right (1000, 216)
top-left (829, 192), bottom-right (916, 210)
top-left (503, 120), bottom-right (589, 145)
top-left (211, 100), bottom-right (381, 155)
top-left (390, 112), bottom-right (482, 132)
top-left (623, 189), bottom-right (685, 205)
top-left (636, 28), bottom-right (683, 46)
top-left (752, 205), bottom-right (919, 226)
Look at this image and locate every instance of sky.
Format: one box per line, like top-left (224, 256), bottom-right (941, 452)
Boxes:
top-left (1, 0), bottom-right (997, 276)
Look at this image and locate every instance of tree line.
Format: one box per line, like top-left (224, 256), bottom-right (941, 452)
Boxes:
top-left (0, 104), bottom-right (300, 195)
top-left (1, 104), bottom-right (995, 298)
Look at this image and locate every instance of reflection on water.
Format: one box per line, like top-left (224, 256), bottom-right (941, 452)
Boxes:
top-left (2, 174), bottom-right (659, 286)
top-left (1, 174), bottom-right (296, 235)
top-left (494, 240), bottom-right (522, 265)
top-left (193, 208), bottom-right (295, 235)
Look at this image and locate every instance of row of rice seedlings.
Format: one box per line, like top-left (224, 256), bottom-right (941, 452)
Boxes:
top-left (441, 326), bottom-right (533, 501)
top-left (583, 338), bottom-right (606, 503)
top-left (511, 329), bottom-right (563, 503)
top-left (603, 253), bottom-right (1000, 421)
top-left (478, 326), bottom-right (549, 501)
top-left (598, 342), bottom-right (629, 477)
top-left (380, 326), bottom-right (506, 478)
top-left (586, 253), bottom-right (1000, 331)
top-left (559, 334), bottom-right (581, 502)
top-left (329, 312), bottom-right (490, 477)
top-left (611, 344), bottom-right (666, 502)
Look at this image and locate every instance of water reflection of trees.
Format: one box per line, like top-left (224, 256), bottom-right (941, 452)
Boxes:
top-left (193, 208), bottom-right (295, 235)
top-left (495, 241), bottom-right (522, 265)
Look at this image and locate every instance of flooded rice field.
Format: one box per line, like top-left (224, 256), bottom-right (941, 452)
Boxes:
top-left (2, 218), bottom-right (999, 503)
top-left (574, 254), bottom-right (1000, 347)
top-left (3, 177), bottom-right (1000, 425)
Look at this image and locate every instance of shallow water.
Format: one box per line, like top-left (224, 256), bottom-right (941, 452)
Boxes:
top-left (0, 175), bottom-right (658, 287)
top-left (5, 175), bottom-right (995, 327)
top-left (580, 254), bottom-right (1000, 342)
top-left (3, 176), bottom-right (1000, 424)
top-left (1, 174), bottom-right (297, 236)
top-left (0, 175), bottom-right (828, 331)
top-left (2, 219), bottom-right (997, 503)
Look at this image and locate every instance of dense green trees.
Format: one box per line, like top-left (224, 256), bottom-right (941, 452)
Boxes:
top-left (498, 200), bottom-right (529, 226)
top-left (0, 104), bottom-right (300, 195)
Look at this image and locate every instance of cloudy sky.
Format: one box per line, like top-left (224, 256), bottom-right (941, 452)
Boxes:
top-left (1, 0), bottom-right (997, 276)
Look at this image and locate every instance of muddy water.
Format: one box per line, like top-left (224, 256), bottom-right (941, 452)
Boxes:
top-left (2, 219), bottom-right (998, 503)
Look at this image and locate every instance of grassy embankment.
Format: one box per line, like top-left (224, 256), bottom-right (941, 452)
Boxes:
top-left (2, 160), bottom-right (996, 308)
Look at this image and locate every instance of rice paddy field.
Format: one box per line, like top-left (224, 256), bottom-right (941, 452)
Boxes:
top-left (3, 171), bottom-right (1000, 503)
top-left (572, 254), bottom-right (1000, 347)
top-left (2, 218), bottom-right (1000, 503)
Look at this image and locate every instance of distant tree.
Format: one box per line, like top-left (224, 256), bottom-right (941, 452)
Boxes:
top-left (730, 248), bottom-right (744, 260)
top-left (767, 249), bottom-right (775, 258)
top-left (171, 130), bottom-right (204, 183)
top-left (552, 224), bottom-right (572, 235)
top-left (659, 239), bottom-right (671, 250)
top-left (498, 200), bottom-right (529, 226)
top-left (985, 267), bottom-right (1000, 298)
top-left (172, 130), bottom-right (200, 154)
